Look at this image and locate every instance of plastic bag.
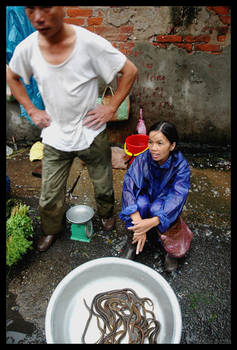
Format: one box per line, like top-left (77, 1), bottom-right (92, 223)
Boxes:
top-left (97, 86), bottom-right (130, 121)
top-left (29, 141), bottom-right (44, 162)
top-left (111, 147), bottom-right (129, 169)
top-left (6, 145), bottom-right (13, 156)
top-left (136, 106), bottom-right (146, 134)
top-left (6, 6), bottom-right (45, 125)
top-left (158, 216), bottom-right (193, 258)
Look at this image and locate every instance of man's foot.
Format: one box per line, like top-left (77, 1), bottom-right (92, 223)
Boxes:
top-left (37, 234), bottom-right (57, 252)
top-left (164, 254), bottom-right (178, 272)
top-left (101, 215), bottom-right (116, 231)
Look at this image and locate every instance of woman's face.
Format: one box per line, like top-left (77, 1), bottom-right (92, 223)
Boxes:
top-left (148, 130), bottom-right (176, 165)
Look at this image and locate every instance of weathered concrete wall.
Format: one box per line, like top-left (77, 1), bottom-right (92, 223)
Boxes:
top-left (6, 6), bottom-right (231, 145)
top-left (125, 43), bottom-right (230, 144)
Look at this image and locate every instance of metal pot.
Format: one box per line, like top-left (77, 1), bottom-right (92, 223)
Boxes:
top-left (45, 257), bottom-right (182, 344)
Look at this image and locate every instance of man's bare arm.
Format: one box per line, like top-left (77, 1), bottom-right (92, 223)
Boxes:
top-left (6, 67), bottom-right (50, 128)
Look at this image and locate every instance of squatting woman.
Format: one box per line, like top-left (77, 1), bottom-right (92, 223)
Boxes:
top-left (120, 121), bottom-right (193, 272)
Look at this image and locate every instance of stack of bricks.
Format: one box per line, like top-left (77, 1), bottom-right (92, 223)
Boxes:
top-left (63, 6), bottom-right (230, 56)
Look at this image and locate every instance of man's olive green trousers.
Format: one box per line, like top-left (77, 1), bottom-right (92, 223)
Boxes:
top-left (39, 129), bottom-right (114, 236)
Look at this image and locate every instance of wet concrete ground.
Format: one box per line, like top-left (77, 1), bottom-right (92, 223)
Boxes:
top-left (6, 143), bottom-right (231, 344)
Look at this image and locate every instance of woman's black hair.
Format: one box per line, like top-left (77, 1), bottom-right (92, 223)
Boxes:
top-left (148, 120), bottom-right (179, 152)
top-left (148, 120), bottom-right (179, 150)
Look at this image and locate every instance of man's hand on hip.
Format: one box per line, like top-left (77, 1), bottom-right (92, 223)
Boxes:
top-left (83, 104), bottom-right (115, 130)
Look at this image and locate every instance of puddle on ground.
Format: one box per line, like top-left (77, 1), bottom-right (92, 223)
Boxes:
top-left (6, 291), bottom-right (46, 344)
top-left (6, 291), bottom-right (35, 343)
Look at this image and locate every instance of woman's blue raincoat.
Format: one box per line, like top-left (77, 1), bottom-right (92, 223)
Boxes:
top-left (120, 149), bottom-right (190, 233)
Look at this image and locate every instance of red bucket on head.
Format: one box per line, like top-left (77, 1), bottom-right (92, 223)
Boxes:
top-left (124, 134), bottom-right (149, 164)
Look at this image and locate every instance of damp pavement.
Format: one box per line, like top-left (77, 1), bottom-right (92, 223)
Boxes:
top-left (6, 143), bottom-right (231, 344)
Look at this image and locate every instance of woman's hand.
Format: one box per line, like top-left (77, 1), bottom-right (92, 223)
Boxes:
top-left (132, 233), bottom-right (146, 255)
top-left (128, 216), bottom-right (159, 255)
top-left (128, 217), bottom-right (159, 237)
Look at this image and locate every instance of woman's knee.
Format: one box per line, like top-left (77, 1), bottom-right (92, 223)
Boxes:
top-left (137, 194), bottom-right (150, 209)
top-left (137, 194), bottom-right (150, 218)
top-left (150, 199), bottom-right (164, 217)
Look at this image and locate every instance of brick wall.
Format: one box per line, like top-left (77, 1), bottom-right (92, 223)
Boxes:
top-left (63, 6), bottom-right (231, 56)
top-left (63, 6), bottom-right (231, 145)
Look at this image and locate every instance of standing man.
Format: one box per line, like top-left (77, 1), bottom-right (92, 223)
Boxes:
top-left (7, 6), bottom-right (137, 251)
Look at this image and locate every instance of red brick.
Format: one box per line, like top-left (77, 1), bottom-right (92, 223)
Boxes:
top-left (119, 42), bottom-right (135, 56)
top-left (95, 26), bottom-right (120, 41)
top-left (84, 26), bottom-right (94, 33)
top-left (63, 18), bottom-right (85, 26)
top-left (152, 43), bottom-right (167, 49)
top-left (184, 35), bottom-right (210, 43)
top-left (175, 43), bottom-right (193, 53)
top-left (219, 15), bottom-right (231, 25)
top-left (194, 43), bottom-right (221, 52)
top-left (120, 26), bottom-right (134, 33)
top-left (95, 26), bottom-right (115, 36)
top-left (217, 34), bottom-right (226, 42)
top-left (156, 35), bottom-right (182, 43)
top-left (88, 17), bottom-right (103, 26)
top-left (118, 34), bottom-right (128, 41)
top-left (212, 6), bottom-right (230, 16)
top-left (67, 8), bottom-right (93, 17)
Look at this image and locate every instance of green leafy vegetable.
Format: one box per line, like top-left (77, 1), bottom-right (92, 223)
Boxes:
top-left (6, 203), bottom-right (34, 266)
